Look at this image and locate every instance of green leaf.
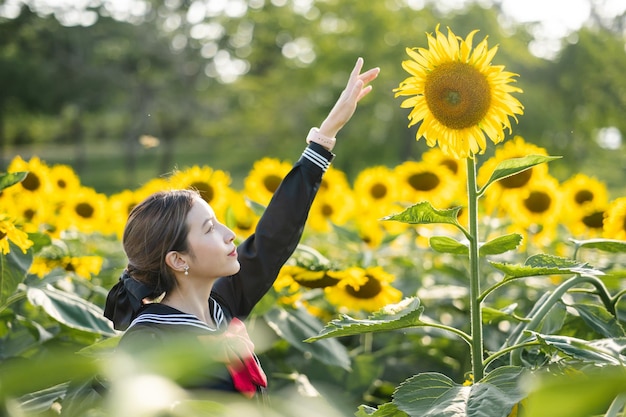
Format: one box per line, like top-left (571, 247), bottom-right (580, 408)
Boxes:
top-left (0, 172), bottom-right (27, 191)
top-left (570, 238), bottom-right (626, 253)
top-left (305, 298), bottom-right (424, 342)
top-left (26, 285), bottom-right (116, 337)
top-left (570, 303), bottom-right (626, 338)
top-left (479, 233), bottom-right (523, 256)
top-left (490, 254), bottom-right (601, 279)
top-left (479, 155), bottom-right (561, 194)
top-left (482, 304), bottom-right (525, 324)
top-left (264, 306), bottom-right (351, 370)
top-left (530, 332), bottom-right (626, 365)
top-left (430, 236), bottom-right (468, 255)
top-left (382, 202), bottom-right (462, 228)
top-left (0, 241), bottom-right (33, 307)
top-left (356, 403), bottom-right (409, 417)
top-left (0, 348), bottom-right (98, 398)
top-left (523, 365), bottom-right (626, 417)
top-left (17, 382), bottom-right (69, 414)
top-left (393, 367), bottom-right (527, 417)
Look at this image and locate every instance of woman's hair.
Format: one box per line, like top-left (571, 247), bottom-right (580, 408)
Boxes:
top-left (122, 189), bottom-right (199, 297)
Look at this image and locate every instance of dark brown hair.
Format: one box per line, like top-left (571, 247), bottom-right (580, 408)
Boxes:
top-left (122, 189), bottom-right (199, 297)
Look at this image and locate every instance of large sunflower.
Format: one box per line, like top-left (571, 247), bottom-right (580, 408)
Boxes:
top-left (394, 26), bottom-right (523, 159)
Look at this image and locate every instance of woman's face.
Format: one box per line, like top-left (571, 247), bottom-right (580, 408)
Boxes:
top-left (183, 197), bottom-right (240, 279)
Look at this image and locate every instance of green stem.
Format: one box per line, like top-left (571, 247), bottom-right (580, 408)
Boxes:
top-left (0, 290), bottom-right (26, 314)
top-left (420, 322), bottom-right (473, 346)
top-left (467, 157), bottom-right (484, 381)
top-left (483, 340), bottom-right (541, 370)
top-left (509, 274), bottom-right (616, 365)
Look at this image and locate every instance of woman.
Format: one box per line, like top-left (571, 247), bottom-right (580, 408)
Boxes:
top-left (104, 58), bottom-right (379, 400)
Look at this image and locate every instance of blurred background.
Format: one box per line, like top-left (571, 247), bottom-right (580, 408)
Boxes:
top-left (1, 0), bottom-right (625, 196)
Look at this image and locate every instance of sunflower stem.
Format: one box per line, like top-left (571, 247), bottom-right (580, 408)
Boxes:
top-left (466, 157), bottom-right (484, 381)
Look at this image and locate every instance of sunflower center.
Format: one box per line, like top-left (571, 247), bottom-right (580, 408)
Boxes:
top-left (75, 203), bottom-right (95, 219)
top-left (442, 159), bottom-right (458, 174)
top-left (190, 182), bottom-right (214, 203)
top-left (425, 62), bottom-right (491, 130)
top-left (22, 173), bottom-right (41, 191)
top-left (500, 169), bottom-right (532, 189)
top-left (582, 211), bottom-right (604, 229)
top-left (24, 209), bottom-right (35, 221)
top-left (408, 172), bottom-right (440, 192)
top-left (524, 191), bottom-right (551, 214)
top-left (345, 275), bottom-right (382, 299)
top-left (370, 183), bottom-right (388, 199)
top-left (574, 190), bottom-right (594, 205)
top-left (57, 179), bottom-right (67, 189)
top-left (263, 175), bottom-right (282, 194)
top-left (321, 204), bottom-right (334, 217)
top-left (295, 273), bottom-right (340, 289)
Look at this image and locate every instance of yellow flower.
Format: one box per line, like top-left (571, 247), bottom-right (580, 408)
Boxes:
top-left (603, 197), bottom-right (626, 240)
top-left (394, 25), bottom-right (523, 159)
top-left (394, 160), bottom-right (459, 208)
top-left (49, 164), bottom-right (81, 194)
top-left (61, 255), bottom-right (103, 278)
top-left (57, 186), bottom-right (109, 235)
top-left (325, 266), bottom-right (403, 313)
top-left (243, 157), bottom-right (293, 206)
top-left (168, 165), bottom-right (232, 219)
top-left (560, 174), bottom-right (609, 237)
top-left (0, 214), bottom-right (33, 254)
top-left (506, 175), bottom-right (562, 248)
top-left (477, 136), bottom-right (550, 215)
top-left (29, 255), bottom-right (103, 279)
top-left (308, 185), bottom-right (355, 233)
top-left (223, 189), bottom-right (260, 240)
top-left (353, 210), bottom-right (387, 249)
top-left (1, 192), bottom-right (52, 234)
top-left (108, 189), bottom-right (143, 238)
top-left (353, 166), bottom-right (401, 209)
top-left (5, 156), bottom-right (53, 196)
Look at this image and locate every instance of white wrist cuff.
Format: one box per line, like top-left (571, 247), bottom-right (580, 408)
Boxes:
top-left (306, 127), bottom-right (336, 151)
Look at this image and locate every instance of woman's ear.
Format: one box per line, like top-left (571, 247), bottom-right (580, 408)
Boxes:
top-left (165, 251), bottom-right (187, 273)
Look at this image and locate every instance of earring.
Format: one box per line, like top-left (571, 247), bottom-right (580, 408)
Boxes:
top-left (184, 266), bottom-right (189, 276)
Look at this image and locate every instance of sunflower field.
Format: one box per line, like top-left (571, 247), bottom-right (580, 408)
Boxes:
top-left (2, 23), bottom-right (626, 417)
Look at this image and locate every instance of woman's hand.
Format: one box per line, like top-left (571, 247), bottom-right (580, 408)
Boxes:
top-left (318, 57), bottom-right (380, 140)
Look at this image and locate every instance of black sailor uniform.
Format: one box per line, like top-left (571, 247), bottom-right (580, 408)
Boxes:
top-left (117, 142), bottom-right (334, 396)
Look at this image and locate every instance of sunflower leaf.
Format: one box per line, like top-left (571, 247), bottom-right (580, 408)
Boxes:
top-left (570, 238), bottom-right (626, 254)
top-left (381, 202), bottom-right (462, 228)
top-left (479, 155), bottom-right (561, 194)
top-left (490, 254), bottom-right (602, 279)
top-left (430, 236), bottom-right (468, 255)
top-left (0, 172), bottom-right (27, 191)
top-left (393, 367), bottom-right (527, 417)
top-left (305, 297), bottom-right (424, 342)
top-left (479, 233), bottom-right (523, 256)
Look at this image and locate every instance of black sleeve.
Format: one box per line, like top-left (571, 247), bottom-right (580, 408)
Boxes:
top-left (212, 143), bottom-right (334, 318)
